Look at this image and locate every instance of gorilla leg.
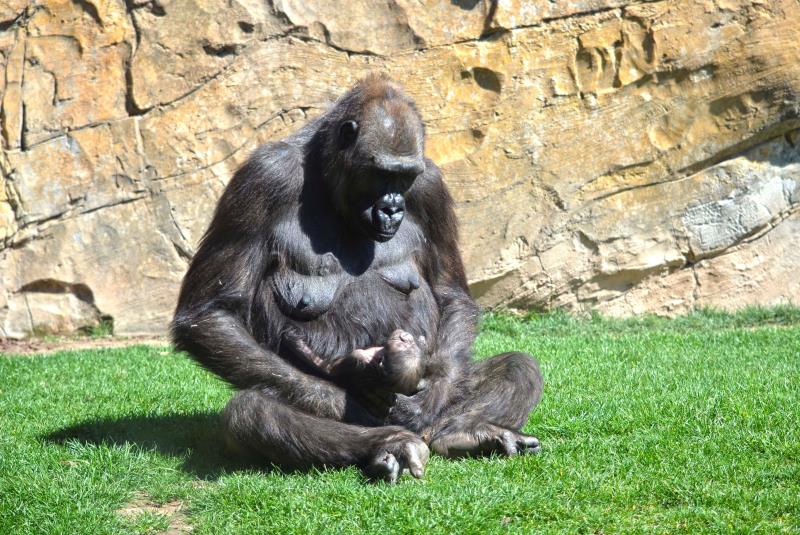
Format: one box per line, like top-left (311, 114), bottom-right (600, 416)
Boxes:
top-left (428, 352), bottom-right (543, 458)
top-left (223, 388), bottom-right (429, 482)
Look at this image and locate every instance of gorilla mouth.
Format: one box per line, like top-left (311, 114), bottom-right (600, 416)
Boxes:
top-left (374, 229), bottom-right (399, 241)
top-left (371, 219), bottom-right (403, 242)
top-left (371, 193), bottom-right (405, 241)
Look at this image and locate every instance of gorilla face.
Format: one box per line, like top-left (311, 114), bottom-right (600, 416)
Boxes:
top-left (350, 160), bottom-right (423, 243)
top-left (332, 93), bottom-right (425, 242)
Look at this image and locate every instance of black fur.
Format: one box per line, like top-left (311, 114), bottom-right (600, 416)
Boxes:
top-left (172, 75), bottom-right (543, 482)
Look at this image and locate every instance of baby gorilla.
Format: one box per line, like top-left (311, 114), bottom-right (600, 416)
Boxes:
top-left (284, 329), bottom-right (426, 396)
top-left (350, 330), bottom-right (427, 395)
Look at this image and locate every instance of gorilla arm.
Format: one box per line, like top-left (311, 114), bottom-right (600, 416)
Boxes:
top-left (387, 161), bottom-right (480, 433)
top-left (172, 238), bottom-right (361, 421)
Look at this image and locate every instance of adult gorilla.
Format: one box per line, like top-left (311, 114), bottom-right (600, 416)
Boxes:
top-left (172, 75), bottom-right (543, 482)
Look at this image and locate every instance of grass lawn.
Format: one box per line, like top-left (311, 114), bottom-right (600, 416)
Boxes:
top-left (1, 308), bottom-right (799, 534)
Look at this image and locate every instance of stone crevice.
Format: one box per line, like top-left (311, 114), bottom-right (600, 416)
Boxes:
top-left (22, 291), bottom-right (34, 333)
top-left (68, 0), bottom-right (103, 27)
top-left (673, 117), bottom-right (800, 179)
top-left (0, 4), bottom-right (38, 32)
top-left (122, 0), bottom-right (146, 115)
top-left (8, 29), bottom-right (26, 151)
top-left (586, 119), bottom-right (800, 206)
top-left (588, 173), bottom-right (694, 204)
top-left (127, 29), bottom-right (309, 116)
top-left (289, 31), bottom-right (383, 58)
top-left (153, 105), bottom-right (314, 182)
top-left (21, 117), bottom-right (130, 151)
top-left (78, 195), bottom-right (144, 217)
top-left (6, 195), bottom-right (147, 250)
top-left (123, 42), bottom-right (149, 117)
top-left (395, 2), bottom-right (642, 56)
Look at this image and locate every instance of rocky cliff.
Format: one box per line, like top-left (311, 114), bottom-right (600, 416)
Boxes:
top-left (1, 0), bottom-right (799, 336)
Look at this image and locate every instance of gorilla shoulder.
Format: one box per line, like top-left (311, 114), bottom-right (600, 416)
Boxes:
top-left (245, 141), bottom-right (305, 198)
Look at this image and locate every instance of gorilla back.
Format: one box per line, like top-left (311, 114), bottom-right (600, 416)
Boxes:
top-left (172, 75), bottom-right (543, 483)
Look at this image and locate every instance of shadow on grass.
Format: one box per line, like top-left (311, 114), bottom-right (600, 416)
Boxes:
top-left (43, 412), bottom-right (255, 480)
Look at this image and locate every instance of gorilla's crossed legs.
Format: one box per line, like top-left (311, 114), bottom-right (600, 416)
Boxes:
top-left (223, 352), bottom-right (542, 482)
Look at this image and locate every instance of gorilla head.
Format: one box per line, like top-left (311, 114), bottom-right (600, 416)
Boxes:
top-left (321, 75), bottom-right (426, 242)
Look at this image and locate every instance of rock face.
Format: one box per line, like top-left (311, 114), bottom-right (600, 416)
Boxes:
top-left (1, 0), bottom-right (799, 336)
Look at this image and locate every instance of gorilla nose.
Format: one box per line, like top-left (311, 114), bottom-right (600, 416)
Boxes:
top-left (376, 193), bottom-right (405, 217)
top-left (372, 193), bottom-right (406, 240)
top-left (381, 203), bottom-right (402, 217)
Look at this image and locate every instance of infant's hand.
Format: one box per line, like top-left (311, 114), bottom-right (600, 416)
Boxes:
top-left (348, 346), bottom-right (384, 368)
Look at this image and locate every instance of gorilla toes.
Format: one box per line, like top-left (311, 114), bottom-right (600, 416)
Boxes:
top-left (430, 424), bottom-right (541, 458)
top-left (365, 432), bottom-right (429, 483)
top-left (495, 430), bottom-right (519, 456)
top-left (515, 433), bottom-right (541, 455)
top-left (398, 436), bottom-right (430, 479)
top-left (495, 430), bottom-right (541, 456)
top-left (365, 452), bottom-right (401, 483)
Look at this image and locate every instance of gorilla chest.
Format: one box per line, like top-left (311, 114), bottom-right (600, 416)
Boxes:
top-left (263, 218), bottom-right (438, 351)
top-left (271, 257), bottom-right (426, 321)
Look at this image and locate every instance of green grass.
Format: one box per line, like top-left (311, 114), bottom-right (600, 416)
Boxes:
top-left (2, 308), bottom-right (799, 534)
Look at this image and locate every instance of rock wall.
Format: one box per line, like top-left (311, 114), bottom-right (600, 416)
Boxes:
top-left (1, 0), bottom-right (799, 336)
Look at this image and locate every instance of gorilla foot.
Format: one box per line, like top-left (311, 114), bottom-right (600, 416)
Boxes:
top-left (494, 430), bottom-right (541, 456)
top-left (430, 423), bottom-right (541, 458)
top-left (364, 451), bottom-right (401, 483)
top-left (364, 431), bottom-right (430, 483)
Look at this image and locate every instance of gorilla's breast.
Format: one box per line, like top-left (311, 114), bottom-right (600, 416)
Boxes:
top-left (270, 259), bottom-right (424, 321)
top-left (267, 246), bottom-right (343, 320)
top-left (376, 261), bottom-right (421, 294)
top-left (271, 268), bottom-right (344, 321)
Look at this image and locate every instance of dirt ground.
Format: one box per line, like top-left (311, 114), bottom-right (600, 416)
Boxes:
top-left (117, 492), bottom-right (193, 534)
top-left (0, 336), bottom-right (168, 355)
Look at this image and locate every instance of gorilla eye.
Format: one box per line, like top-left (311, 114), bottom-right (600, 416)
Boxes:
top-left (338, 120), bottom-right (359, 148)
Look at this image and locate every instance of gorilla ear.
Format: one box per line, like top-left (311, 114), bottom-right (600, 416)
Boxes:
top-left (338, 120), bottom-right (359, 148)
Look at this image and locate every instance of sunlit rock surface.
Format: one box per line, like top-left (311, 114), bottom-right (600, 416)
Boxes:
top-left (1, 0), bottom-right (799, 336)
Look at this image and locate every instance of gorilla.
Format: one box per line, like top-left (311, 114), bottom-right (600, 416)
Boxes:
top-left (172, 74), bottom-right (543, 483)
